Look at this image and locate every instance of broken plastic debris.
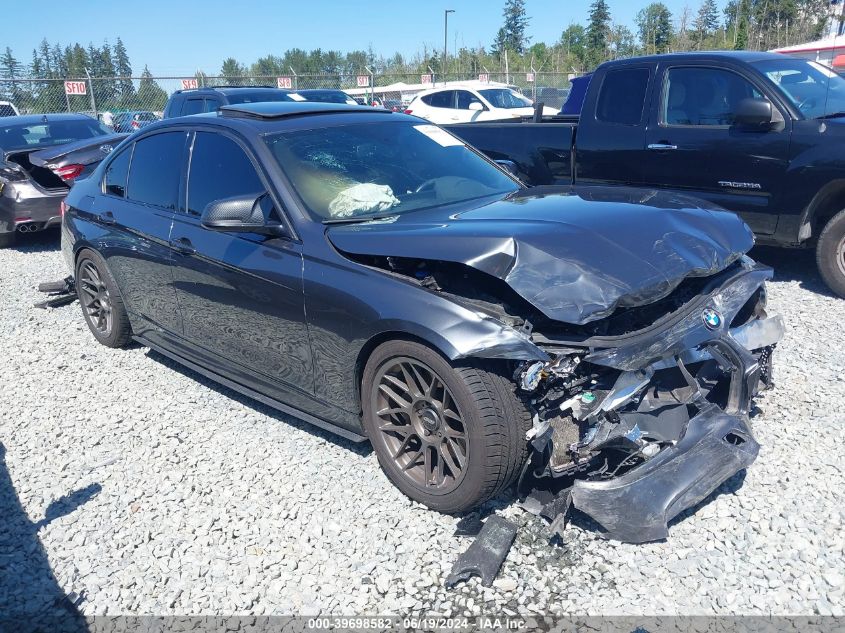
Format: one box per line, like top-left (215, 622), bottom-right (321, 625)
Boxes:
top-left (328, 183), bottom-right (399, 218)
top-left (445, 515), bottom-right (518, 588)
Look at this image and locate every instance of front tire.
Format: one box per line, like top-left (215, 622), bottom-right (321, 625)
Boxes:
top-left (75, 249), bottom-right (132, 348)
top-left (817, 209), bottom-right (845, 298)
top-left (362, 340), bottom-right (532, 513)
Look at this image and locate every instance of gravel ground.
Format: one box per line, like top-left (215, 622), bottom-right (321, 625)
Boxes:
top-left (0, 231), bottom-right (843, 618)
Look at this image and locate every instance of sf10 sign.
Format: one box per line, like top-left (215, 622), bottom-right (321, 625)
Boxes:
top-left (181, 78), bottom-right (199, 90)
top-left (478, 73), bottom-right (489, 83)
top-left (64, 81), bottom-right (87, 96)
top-left (276, 76), bottom-right (293, 89)
top-left (420, 74), bottom-right (432, 84)
top-left (356, 75), bottom-right (370, 87)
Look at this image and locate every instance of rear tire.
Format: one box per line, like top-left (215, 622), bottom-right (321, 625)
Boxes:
top-left (816, 209), bottom-right (845, 298)
top-left (362, 339), bottom-right (532, 513)
top-left (0, 232), bottom-right (15, 248)
top-left (75, 249), bottom-right (132, 348)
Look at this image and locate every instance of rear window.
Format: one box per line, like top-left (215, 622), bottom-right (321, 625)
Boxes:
top-left (0, 104), bottom-right (16, 117)
top-left (181, 99), bottom-right (205, 116)
top-left (0, 118), bottom-right (111, 151)
top-left (421, 91), bottom-right (454, 108)
top-left (596, 68), bottom-right (650, 125)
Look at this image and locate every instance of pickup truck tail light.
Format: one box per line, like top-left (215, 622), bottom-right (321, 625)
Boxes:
top-left (52, 164), bottom-right (85, 182)
top-left (403, 109), bottom-right (413, 115)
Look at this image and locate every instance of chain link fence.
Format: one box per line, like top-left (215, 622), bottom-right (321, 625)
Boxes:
top-left (2, 72), bottom-right (580, 120)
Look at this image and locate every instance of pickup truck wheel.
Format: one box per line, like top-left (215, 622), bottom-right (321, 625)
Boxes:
top-left (361, 340), bottom-right (532, 513)
top-left (75, 250), bottom-right (133, 348)
top-left (816, 209), bottom-right (845, 298)
top-left (0, 232), bottom-right (15, 248)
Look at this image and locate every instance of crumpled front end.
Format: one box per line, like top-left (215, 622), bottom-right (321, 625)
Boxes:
top-left (516, 257), bottom-right (783, 543)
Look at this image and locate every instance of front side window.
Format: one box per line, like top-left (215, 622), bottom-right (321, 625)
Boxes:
top-left (264, 120), bottom-right (518, 221)
top-left (421, 91), bottom-right (455, 108)
top-left (596, 68), bottom-right (650, 125)
top-left (187, 132), bottom-right (265, 216)
top-left (456, 90), bottom-right (484, 110)
top-left (662, 67), bottom-right (762, 126)
top-left (478, 88), bottom-right (532, 109)
top-left (126, 132), bottom-right (186, 209)
top-left (103, 146), bottom-right (132, 197)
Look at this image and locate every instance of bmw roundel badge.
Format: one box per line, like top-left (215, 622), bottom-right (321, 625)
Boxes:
top-left (702, 308), bottom-right (723, 330)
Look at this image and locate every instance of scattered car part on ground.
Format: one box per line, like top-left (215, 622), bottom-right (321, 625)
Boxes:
top-left (33, 276), bottom-right (76, 309)
top-left (60, 101), bottom-right (782, 541)
top-left (0, 113), bottom-right (118, 248)
top-left (444, 51), bottom-right (845, 299)
top-left (445, 515), bottom-right (518, 588)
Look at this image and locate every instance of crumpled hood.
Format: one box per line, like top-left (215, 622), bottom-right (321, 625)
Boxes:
top-left (326, 186), bottom-right (754, 325)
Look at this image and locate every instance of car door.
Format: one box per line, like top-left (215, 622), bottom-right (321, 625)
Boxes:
top-left (642, 64), bottom-right (790, 234)
top-left (454, 90), bottom-right (487, 123)
top-left (167, 129), bottom-right (314, 407)
top-left (92, 131), bottom-right (187, 346)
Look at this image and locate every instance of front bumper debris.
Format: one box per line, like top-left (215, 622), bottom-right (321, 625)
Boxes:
top-left (519, 261), bottom-right (784, 543)
top-left (571, 403), bottom-right (758, 543)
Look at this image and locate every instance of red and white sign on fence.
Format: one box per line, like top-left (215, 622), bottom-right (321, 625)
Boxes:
top-left (478, 73), bottom-right (489, 83)
top-left (276, 76), bottom-right (293, 89)
top-left (420, 74), bottom-right (432, 84)
top-left (526, 72), bottom-right (535, 83)
top-left (64, 81), bottom-right (87, 96)
top-left (356, 75), bottom-right (370, 87)
top-left (180, 78), bottom-right (199, 90)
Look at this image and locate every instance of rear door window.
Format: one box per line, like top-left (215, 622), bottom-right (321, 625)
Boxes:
top-left (421, 90), bottom-right (455, 108)
top-left (126, 132), bottom-right (186, 209)
top-left (596, 68), bottom-right (650, 125)
top-left (181, 99), bottom-right (205, 116)
top-left (186, 132), bottom-right (265, 217)
top-left (103, 146), bottom-right (132, 197)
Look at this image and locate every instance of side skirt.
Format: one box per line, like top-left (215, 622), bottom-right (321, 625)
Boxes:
top-left (133, 335), bottom-right (369, 444)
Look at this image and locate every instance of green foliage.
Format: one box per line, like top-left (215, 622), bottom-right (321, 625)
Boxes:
top-left (586, 0), bottom-right (612, 67)
top-left (636, 3), bottom-right (674, 54)
top-left (492, 0), bottom-right (530, 55)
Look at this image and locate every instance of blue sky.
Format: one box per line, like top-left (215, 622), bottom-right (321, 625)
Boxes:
top-left (5, 0), bottom-right (701, 75)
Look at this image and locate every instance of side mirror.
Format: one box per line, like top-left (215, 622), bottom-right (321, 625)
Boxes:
top-left (734, 98), bottom-right (773, 128)
top-left (468, 102), bottom-right (485, 112)
top-left (200, 193), bottom-right (283, 235)
top-left (495, 159), bottom-right (519, 176)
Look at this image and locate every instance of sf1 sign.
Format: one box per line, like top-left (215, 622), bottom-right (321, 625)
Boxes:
top-left (181, 78), bottom-right (199, 90)
top-left (356, 75), bottom-right (370, 87)
top-left (64, 81), bottom-right (87, 96)
top-left (276, 76), bottom-right (293, 89)
top-left (420, 74), bottom-right (432, 84)
top-left (478, 73), bottom-right (489, 83)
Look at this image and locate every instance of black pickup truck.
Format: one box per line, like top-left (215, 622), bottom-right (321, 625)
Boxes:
top-left (445, 51), bottom-right (845, 297)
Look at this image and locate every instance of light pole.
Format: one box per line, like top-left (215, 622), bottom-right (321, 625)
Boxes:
top-left (443, 9), bottom-right (454, 84)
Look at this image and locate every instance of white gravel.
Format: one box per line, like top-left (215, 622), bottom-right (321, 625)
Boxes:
top-left (0, 232), bottom-right (843, 617)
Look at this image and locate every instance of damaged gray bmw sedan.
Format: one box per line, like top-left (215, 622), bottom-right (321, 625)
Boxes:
top-left (62, 102), bottom-right (783, 543)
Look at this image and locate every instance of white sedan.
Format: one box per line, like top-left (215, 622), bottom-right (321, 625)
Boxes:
top-left (405, 85), bottom-right (558, 123)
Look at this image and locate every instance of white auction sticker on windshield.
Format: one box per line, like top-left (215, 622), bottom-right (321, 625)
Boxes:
top-left (413, 125), bottom-right (464, 147)
top-left (288, 93), bottom-right (306, 101)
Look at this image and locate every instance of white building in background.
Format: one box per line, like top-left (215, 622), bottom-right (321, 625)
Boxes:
top-left (771, 1), bottom-right (845, 69)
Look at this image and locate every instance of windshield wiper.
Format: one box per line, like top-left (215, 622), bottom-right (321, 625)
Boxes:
top-left (815, 111), bottom-right (845, 120)
top-left (322, 214), bottom-right (397, 225)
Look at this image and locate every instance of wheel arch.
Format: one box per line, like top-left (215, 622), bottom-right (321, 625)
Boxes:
top-left (799, 179), bottom-right (845, 242)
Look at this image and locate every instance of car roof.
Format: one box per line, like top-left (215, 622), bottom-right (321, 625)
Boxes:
top-left (603, 50), bottom-right (788, 67)
top-left (0, 112), bottom-right (96, 125)
top-left (296, 89), bottom-right (348, 95)
top-left (177, 86), bottom-right (288, 95)
top-left (219, 101), bottom-right (384, 119)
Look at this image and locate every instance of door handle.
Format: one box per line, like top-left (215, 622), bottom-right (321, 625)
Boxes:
top-left (647, 143), bottom-right (678, 150)
top-left (168, 237), bottom-right (196, 255)
top-left (97, 211), bottom-right (115, 225)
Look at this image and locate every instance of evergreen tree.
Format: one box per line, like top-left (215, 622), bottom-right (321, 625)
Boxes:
top-left (693, 0), bottom-right (720, 47)
top-left (0, 47), bottom-right (23, 103)
top-left (636, 3), bottom-right (674, 54)
top-left (221, 58), bottom-right (246, 85)
top-left (136, 65), bottom-right (167, 110)
top-left (492, 0), bottom-right (530, 55)
top-left (112, 37), bottom-right (134, 106)
top-left (586, 0), bottom-right (612, 68)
